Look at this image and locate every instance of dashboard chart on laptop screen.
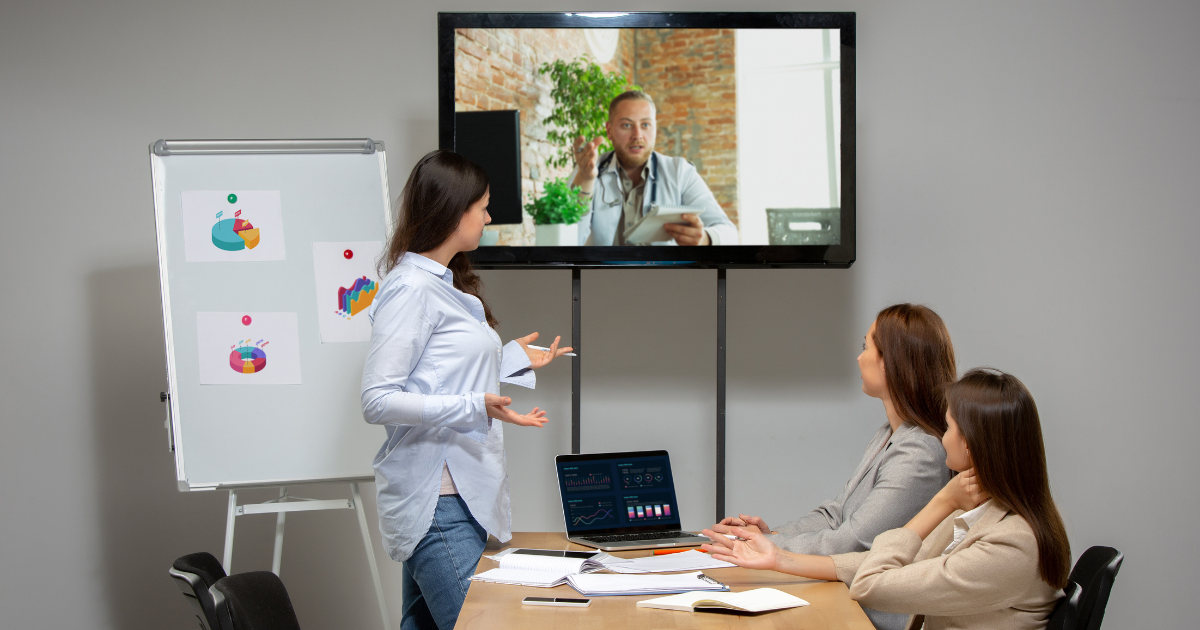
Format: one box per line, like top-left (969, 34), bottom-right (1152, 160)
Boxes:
top-left (557, 452), bottom-right (682, 533)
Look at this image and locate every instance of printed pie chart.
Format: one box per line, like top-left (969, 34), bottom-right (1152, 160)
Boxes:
top-left (229, 345), bottom-right (267, 374)
top-left (212, 218), bottom-right (261, 251)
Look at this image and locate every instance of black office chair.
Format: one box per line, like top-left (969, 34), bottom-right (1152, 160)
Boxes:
top-left (1069, 546), bottom-right (1123, 630)
top-left (169, 552), bottom-right (228, 630)
top-left (1045, 581), bottom-right (1081, 630)
top-left (211, 571), bottom-right (303, 630)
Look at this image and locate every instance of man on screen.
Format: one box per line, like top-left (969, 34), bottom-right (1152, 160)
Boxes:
top-left (570, 91), bottom-right (737, 246)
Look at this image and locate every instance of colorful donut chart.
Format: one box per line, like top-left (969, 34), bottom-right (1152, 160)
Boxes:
top-left (212, 218), bottom-right (261, 251)
top-left (229, 345), bottom-right (267, 374)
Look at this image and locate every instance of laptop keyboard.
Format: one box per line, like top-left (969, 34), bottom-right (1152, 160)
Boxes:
top-left (580, 531), bottom-right (697, 543)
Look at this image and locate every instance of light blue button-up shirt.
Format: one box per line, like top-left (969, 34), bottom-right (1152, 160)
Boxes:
top-left (361, 253), bottom-right (534, 562)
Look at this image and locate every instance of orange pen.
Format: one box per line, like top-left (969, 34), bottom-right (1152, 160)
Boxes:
top-left (653, 548), bottom-right (709, 555)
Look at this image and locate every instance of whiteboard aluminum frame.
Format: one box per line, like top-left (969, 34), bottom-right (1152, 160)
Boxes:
top-left (150, 138), bottom-right (390, 491)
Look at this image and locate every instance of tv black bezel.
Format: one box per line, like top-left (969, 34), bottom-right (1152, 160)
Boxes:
top-left (438, 11), bottom-right (856, 269)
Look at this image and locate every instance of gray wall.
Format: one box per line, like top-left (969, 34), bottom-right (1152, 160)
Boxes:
top-left (2, 0), bottom-right (1196, 628)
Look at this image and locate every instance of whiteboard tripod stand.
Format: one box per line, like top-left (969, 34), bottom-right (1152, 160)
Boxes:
top-left (222, 482), bottom-right (392, 630)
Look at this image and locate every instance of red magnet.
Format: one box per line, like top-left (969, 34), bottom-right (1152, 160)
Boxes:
top-left (241, 315), bottom-right (252, 326)
top-left (343, 249), bottom-right (354, 259)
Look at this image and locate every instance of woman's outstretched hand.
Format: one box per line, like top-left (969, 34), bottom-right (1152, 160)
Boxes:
top-left (516, 332), bottom-right (573, 369)
top-left (484, 393), bottom-right (548, 427)
top-left (700, 526), bottom-right (781, 571)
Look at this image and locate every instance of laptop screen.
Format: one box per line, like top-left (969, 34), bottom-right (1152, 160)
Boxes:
top-left (555, 450), bottom-right (682, 535)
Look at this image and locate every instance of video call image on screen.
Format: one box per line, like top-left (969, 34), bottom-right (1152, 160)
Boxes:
top-left (558, 454), bottom-right (681, 532)
top-left (454, 27), bottom-right (842, 248)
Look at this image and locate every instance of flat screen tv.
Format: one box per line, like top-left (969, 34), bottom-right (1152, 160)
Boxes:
top-left (438, 12), bottom-right (855, 268)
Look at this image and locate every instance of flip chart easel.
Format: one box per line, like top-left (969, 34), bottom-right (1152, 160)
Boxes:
top-left (151, 138), bottom-right (395, 630)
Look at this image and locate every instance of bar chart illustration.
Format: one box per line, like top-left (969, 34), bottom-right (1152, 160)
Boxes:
top-left (561, 463), bottom-right (613, 493)
top-left (312, 241), bottom-right (383, 343)
top-left (622, 493), bottom-right (674, 521)
top-left (337, 276), bottom-right (377, 318)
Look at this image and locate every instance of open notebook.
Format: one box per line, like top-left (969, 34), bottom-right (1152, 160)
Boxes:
top-left (636, 588), bottom-right (809, 613)
top-left (470, 549), bottom-right (606, 588)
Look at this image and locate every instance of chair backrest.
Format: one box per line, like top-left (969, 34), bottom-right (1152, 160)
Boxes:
top-left (1069, 546), bottom-right (1124, 630)
top-left (169, 552), bottom-right (228, 630)
top-left (211, 571), bottom-right (302, 630)
top-left (1045, 581), bottom-right (1081, 630)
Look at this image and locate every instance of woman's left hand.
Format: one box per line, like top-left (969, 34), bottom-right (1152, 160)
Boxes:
top-left (516, 332), bottom-right (573, 369)
top-left (700, 526), bottom-right (781, 572)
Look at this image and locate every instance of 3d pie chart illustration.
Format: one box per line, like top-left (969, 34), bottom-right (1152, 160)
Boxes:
top-left (212, 217), bottom-right (261, 251)
top-left (229, 342), bottom-right (267, 374)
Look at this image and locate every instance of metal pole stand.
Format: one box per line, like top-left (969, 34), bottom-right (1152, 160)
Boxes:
top-left (222, 483), bottom-right (392, 630)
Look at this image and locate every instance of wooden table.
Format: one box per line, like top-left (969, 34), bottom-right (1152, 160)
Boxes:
top-left (456, 533), bottom-right (874, 629)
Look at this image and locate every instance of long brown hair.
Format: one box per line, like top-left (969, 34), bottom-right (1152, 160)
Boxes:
top-left (379, 150), bottom-right (497, 326)
top-left (872, 304), bottom-right (957, 437)
top-left (948, 369), bottom-right (1072, 589)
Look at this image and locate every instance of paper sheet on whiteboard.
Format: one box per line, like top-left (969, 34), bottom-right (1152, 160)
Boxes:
top-left (196, 312), bottom-right (302, 384)
top-left (312, 241), bottom-right (384, 343)
top-left (181, 190), bottom-right (287, 262)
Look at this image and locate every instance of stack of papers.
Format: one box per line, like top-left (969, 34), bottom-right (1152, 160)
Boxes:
top-left (599, 550), bottom-right (735, 574)
top-left (471, 549), bottom-right (606, 588)
top-left (636, 588), bottom-right (809, 613)
top-left (566, 571), bottom-right (729, 597)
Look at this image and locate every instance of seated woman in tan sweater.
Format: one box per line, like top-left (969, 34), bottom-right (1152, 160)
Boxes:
top-left (704, 369), bottom-right (1072, 630)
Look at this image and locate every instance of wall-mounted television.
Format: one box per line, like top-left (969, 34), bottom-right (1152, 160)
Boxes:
top-left (438, 12), bottom-right (855, 268)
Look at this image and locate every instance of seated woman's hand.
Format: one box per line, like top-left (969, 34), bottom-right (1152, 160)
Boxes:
top-left (516, 332), bottom-right (573, 369)
top-left (711, 514), bottom-right (771, 536)
top-left (484, 393), bottom-right (548, 427)
top-left (939, 467), bottom-right (990, 512)
top-left (700, 526), bottom-right (780, 571)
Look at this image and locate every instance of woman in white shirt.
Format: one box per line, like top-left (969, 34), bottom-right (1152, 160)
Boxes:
top-left (361, 150), bottom-right (570, 630)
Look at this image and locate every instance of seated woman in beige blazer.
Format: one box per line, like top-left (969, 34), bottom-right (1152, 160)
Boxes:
top-left (704, 369), bottom-right (1072, 630)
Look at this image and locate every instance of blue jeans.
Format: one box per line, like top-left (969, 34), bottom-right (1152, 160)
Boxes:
top-left (401, 496), bottom-right (487, 630)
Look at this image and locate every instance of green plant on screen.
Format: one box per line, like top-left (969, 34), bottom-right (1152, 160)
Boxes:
top-left (538, 57), bottom-right (637, 169)
top-left (525, 178), bottom-right (588, 225)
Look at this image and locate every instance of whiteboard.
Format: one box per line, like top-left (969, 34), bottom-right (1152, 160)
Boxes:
top-left (151, 139), bottom-right (391, 490)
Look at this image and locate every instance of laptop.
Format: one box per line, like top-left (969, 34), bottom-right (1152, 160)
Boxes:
top-left (555, 450), bottom-right (712, 551)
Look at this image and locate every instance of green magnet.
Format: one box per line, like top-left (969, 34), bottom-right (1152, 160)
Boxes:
top-left (227, 193), bottom-right (237, 204)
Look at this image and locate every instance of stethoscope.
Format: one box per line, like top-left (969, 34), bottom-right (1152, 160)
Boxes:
top-left (597, 152), bottom-right (658, 213)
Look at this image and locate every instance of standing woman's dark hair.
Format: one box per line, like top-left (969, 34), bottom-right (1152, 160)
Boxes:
top-left (948, 369), bottom-right (1072, 589)
top-left (380, 149), bottom-right (497, 326)
top-left (873, 304), bottom-right (957, 437)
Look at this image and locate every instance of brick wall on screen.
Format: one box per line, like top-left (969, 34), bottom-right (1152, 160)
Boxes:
top-left (455, 29), bottom-right (635, 245)
top-left (633, 29), bottom-right (738, 229)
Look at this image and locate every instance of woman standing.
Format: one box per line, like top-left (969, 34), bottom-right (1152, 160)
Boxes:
top-left (704, 369), bottom-right (1071, 630)
top-left (361, 150), bottom-right (570, 630)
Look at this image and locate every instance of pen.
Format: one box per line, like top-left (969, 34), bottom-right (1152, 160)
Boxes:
top-left (526, 344), bottom-right (577, 357)
top-left (653, 548), bottom-right (708, 555)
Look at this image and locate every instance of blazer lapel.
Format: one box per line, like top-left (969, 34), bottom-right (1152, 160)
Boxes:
top-left (845, 424), bottom-right (895, 497)
top-left (945, 502), bottom-right (1010, 558)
